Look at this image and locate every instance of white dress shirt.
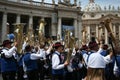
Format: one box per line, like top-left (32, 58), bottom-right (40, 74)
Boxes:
top-left (1, 46), bottom-right (17, 58)
top-left (39, 49), bottom-right (46, 60)
top-left (87, 48), bottom-right (112, 68)
top-left (52, 51), bottom-right (64, 70)
top-left (23, 51), bottom-right (43, 72)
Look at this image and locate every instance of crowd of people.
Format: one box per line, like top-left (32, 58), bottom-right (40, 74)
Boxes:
top-left (0, 37), bottom-right (120, 80)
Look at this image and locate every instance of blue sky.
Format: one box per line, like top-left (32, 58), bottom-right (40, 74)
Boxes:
top-left (34, 0), bottom-right (120, 10)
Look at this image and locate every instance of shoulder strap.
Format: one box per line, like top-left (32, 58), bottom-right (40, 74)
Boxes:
top-left (86, 51), bottom-right (93, 63)
top-left (116, 55), bottom-right (120, 70)
top-left (54, 52), bottom-right (62, 64)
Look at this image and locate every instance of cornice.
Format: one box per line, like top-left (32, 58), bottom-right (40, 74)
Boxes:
top-left (0, 0), bottom-right (55, 12)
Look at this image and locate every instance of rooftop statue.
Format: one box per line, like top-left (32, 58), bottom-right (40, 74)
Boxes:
top-left (58, 0), bottom-right (77, 6)
top-left (63, 0), bottom-right (70, 4)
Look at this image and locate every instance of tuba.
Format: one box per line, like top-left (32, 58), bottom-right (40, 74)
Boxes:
top-left (38, 18), bottom-right (46, 45)
top-left (65, 30), bottom-right (75, 63)
top-left (14, 23), bottom-right (25, 54)
top-left (101, 19), bottom-right (120, 50)
top-left (81, 27), bottom-right (87, 45)
top-left (96, 26), bottom-right (103, 43)
top-left (27, 28), bottom-right (35, 46)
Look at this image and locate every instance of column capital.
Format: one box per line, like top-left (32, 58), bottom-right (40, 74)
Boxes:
top-left (74, 18), bottom-right (77, 20)
top-left (41, 17), bottom-right (45, 20)
top-left (29, 14), bottom-right (33, 17)
top-left (17, 13), bottom-right (21, 16)
top-left (3, 12), bottom-right (7, 15)
top-left (78, 17), bottom-right (82, 22)
top-left (58, 16), bottom-right (62, 19)
top-left (16, 14), bottom-right (21, 23)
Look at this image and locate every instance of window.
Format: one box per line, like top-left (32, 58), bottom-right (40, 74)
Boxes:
top-left (91, 13), bottom-right (95, 17)
top-left (83, 15), bottom-right (86, 18)
top-left (101, 14), bottom-right (104, 17)
top-left (115, 14), bottom-right (118, 16)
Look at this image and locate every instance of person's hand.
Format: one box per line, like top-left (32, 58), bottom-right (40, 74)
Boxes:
top-left (99, 40), bottom-right (103, 48)
top-left (109, 50), bottom-right (113, 58)
top-left (64, 61), bottom-right (69, 66)
top-left (14, 42), bottom-right (18, 47)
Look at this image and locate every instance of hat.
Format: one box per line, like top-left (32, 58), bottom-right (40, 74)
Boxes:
top-left (103, 44), bottom-right (108, 50)
top-left (1, 40), bottom-right (13, 47)
top-left (25, 44), bottom-right (31, 52)
top-left (88, 41), bottom-right (98, 49)
top-left (53, 42), bottom-right (64, 49)
top-left (80, 45), bottom-right (88, 50)
top-left (7, 33), bottom-right (15, 40)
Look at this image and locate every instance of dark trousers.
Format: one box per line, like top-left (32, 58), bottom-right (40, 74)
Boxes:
top-left (27, 70), bottom-right (39, 80)
top-left (2, 71), bottom-right (16, 80)
top-left (72, 70), bottom-right (81, 80)
top-left (65, 72), bottom-right (73, 80)
top-left (17, 66), bottom-right (25, 80)
top-left (37, 60), bottom-right (45, 80)
top-left (52, 74), bottom-right (64, 80)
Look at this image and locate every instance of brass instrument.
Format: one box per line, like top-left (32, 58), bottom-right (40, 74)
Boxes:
top-left (102, 19), bottom-right (119, 48)
top-left (57, 34), bottom-right (60, 41)
top-left (103, 19), bottom-right (116, 41)
top-left (81, 27), bottom-right (87, 45)
top-left (27, 28), bottom-right (35, 46)
top-left (14, 23), bottom-right (25, 54)
top-left (96, 26), bottom-right (103, 43)
top-left (81, 27), bottom-right (90, 46)
top-left (38, 18), bottom-right (46, 45)
top-left (65, 30), bottom-right (75, 63)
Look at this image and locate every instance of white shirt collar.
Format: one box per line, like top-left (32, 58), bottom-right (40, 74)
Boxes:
top-left (55, 51), bottom-right (60, 55)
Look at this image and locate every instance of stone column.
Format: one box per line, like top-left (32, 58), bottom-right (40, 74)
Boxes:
top-left (28, 15), bottom-right (33, 38)
top-left (77, 16), bottom-right (82, 46)
top-left (96, 25), bottom-right (98, 38)
top-left (57, 17), bottom-right (62, 40)
top-left (51, 13), bottom-right (57, 37)
top-left (87, 25), bottom-right (91, 41)
top-left (105, 28), bottom-right (108, 44)
top-left (16, 14), bottom-right (21, 23)
top-left (113, 24), bottom-right (116, 37)
top-left (2, 12), bottom-right (7, 42)
top-left (51, 23), bottom-right (57, 36)
top-left (74, 18), bottom-right (78, 38)
top-left (119, 25), bottom-right (120, 40)
top-left (28, 15), bottom-right (33, 30)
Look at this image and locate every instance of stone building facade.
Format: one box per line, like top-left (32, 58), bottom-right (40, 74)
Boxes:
top-left (82, 0), bottom-right (120, 44)
top-left (0, 0), bottom-right (83, 44)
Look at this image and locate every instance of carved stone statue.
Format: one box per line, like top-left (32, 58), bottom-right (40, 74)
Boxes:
top-left (52, 0), bottom-right (55, 4)
top-left (90, 0), bottom-right (94, 3)
top-left (63, 0), bottom-right (70, 4)
top-left (74, 0), bottom-right (77, 5)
